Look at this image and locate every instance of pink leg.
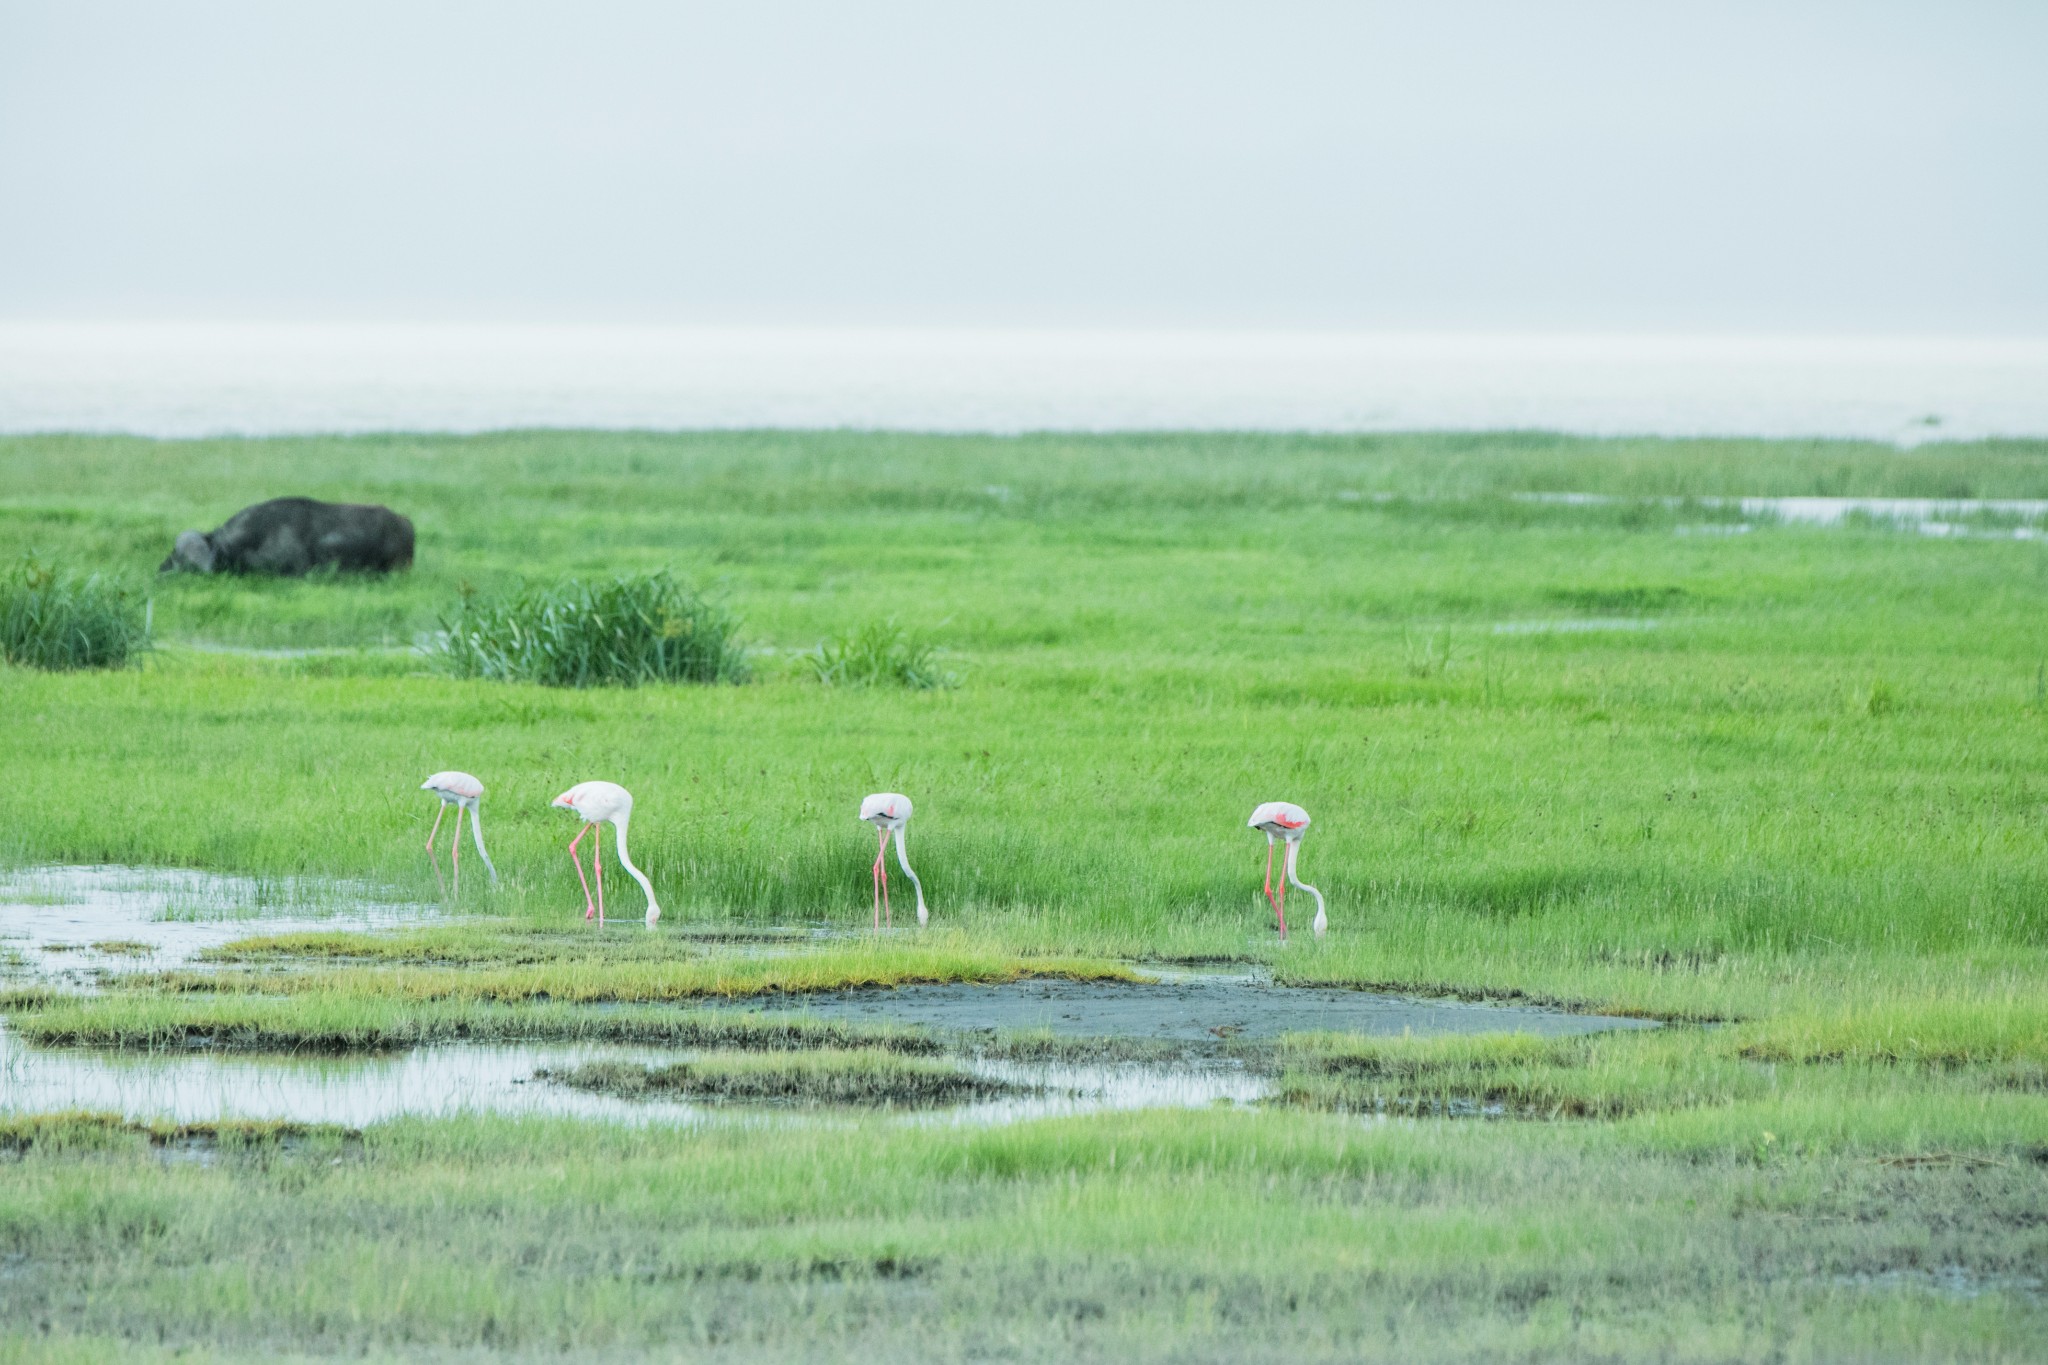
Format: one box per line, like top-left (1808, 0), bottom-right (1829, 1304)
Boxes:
top-left (426, 804), bottom-right (448, 896)
top-left (594, 823), bottom-right (606, 925)
top-left (1274, 843), bottom-right (1290, 941)
top-left (450, 806), bottom-right (462, 897)
top-left (872, 827), bottom-right (888, 931)
top-left (569, 823), bottom-right (596, 920)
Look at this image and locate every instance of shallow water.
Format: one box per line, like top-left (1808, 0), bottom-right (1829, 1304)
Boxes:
top-left (5, 324), bottom-right (2046, 441)
top-left (697, 975), bottom-right (1657, 1044)
top-left (1518, 491), bottom-right (2048, 535)
top-left (0, 1025), bottom-right (1266, 1128)
top-left (0, 864), bottom-right (439, 982)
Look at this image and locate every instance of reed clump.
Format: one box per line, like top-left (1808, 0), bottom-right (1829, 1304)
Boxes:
top-left (436, 570), bottom-right (748, 687)
top-left (0, 556), bottom-right (150, 670)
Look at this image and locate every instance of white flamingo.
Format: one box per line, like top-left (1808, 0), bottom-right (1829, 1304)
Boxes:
top-left (1248, 801), bottom-right (1325, 940)
top-left (552, 780), bottom-right (660, 926)
top-left (420, 771), bottom-right (497, 893)
top-left (859, 792), bottom-right (927, 929)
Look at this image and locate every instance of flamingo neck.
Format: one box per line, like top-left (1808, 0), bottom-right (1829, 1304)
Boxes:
top-left (465, 800), bottom-right (499, 885)
top-left (1284, 841), bottom-right (1325, 926)
top-left (610, 814), bottom-right (659, 912)
top-left (892, 827), bottom-right (927, 916)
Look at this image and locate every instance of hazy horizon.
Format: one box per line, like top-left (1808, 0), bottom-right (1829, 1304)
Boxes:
top-left (3, 1), bottom-right (2044, 335)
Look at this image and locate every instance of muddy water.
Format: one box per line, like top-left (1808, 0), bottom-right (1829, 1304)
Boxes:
top-left (699, 975), bottom-right (1656, 1043)
top-left (0, 865), bottom-right (441, 981)
top-left (0, 1025), bottom-right (1265, 1128)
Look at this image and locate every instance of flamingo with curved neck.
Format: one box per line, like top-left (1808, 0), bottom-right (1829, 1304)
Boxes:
top-left (420, 770), bottom-right (497, 894)
top-left (859, 792), bottom-right (927, 929)
top-left (1247, 801), bottom-right (1326, 940)
top-left (552, 780), bottom-right (660, 926)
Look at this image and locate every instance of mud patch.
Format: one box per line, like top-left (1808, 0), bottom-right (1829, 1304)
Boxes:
top-left (704, 974), bottom-right (1655, 1045)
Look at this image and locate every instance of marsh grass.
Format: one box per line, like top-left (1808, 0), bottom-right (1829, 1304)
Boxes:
top-left (2, 1109), bottom-right (2044, 1361)
top-left (0, 1110), bottom-right (350, 1154)
top-left (153, 940), bottom-right (1138, 1006)
top-left (5, 994), bottom-right (945, 1054)
top-left (808, 618), bottom-right (959, 689)
top-left (436, 570), bottom-right (748, 687)
top-left (538, 1048), bottom-right (1017, 1106)
top-left (0, 556), bottom-right (149, 670)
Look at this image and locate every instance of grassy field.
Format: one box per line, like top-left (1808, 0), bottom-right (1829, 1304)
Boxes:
top-left (2, 430), bottom-right (2046, 1360)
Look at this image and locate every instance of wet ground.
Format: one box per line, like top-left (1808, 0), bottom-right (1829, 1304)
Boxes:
top-left (0, 1025), bottom-right (1266, 1128)
top-left (0, 864), bottom-right (441, 982)
top-left (1, 865), bottom-right (1651, 1128)
top-left (702, 973), bottom-right (1654, 1043)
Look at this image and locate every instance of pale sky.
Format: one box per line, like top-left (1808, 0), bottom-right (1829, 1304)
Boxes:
top-left (2, 1), bottom-right (2043, 332)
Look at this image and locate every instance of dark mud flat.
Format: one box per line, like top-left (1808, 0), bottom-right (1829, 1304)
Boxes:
top-left (715, 975), bottom-right (1657, 1043)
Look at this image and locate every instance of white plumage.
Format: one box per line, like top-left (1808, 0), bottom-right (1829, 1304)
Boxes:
top-left (1246, 801), bottom-right (1325, 939)
top-left (859, 792), bottom-right (927, 928)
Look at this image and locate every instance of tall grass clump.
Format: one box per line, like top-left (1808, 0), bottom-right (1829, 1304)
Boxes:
top-left (809, 619), bottom-right (959, 690)
top-left (436, 571), bottom-right (748, 687)
top-left (0, 556), bottom-right (150, 670)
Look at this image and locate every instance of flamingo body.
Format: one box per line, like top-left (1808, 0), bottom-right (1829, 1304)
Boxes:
top-left (859, 792), bottom-right (927, 928)
top-left (420, 770), bottom-right (496, 890)
top-left (553, 780), bottom-right (660, 927)
top-left (1247, 801), bottom-right (1326, 939)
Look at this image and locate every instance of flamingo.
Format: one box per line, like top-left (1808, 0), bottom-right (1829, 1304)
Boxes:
top-left (859, 793), bottom-right (927, 929)
top-left (420, 771), bottom-right (497, 893)
top-left (1247, 801), bottom-right (1326, 940)
top-left (551, 780), bottom-right (660, 927)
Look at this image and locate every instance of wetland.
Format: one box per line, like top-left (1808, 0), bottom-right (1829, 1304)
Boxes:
top-left (1, 429), bottom-right (2044, 1361)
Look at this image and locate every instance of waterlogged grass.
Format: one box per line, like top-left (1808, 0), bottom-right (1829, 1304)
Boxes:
top-left (1271, 1027), bottom-right (2047, 1134)
top-left (158, 939), bottom-right (1137, 1005)
top-left (7, 993), bottom-right (943, 1054)
top-left (539, 1048), bottom-right (1016, 1106)
top-left (0, 1110), bottom-right (353, 1154)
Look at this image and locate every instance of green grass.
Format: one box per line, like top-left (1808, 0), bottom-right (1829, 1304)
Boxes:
top-left (6, 993), bottom-right (945, 1054)
top-left (437, 568), bottom-right (750, 686)
top-left (537, 1048), bottom-right (1016, 1106)
top-left (2, 429), bottom-right (2047, 1358)
top-left (0, 556), bottom-right (150, 670)
top-left (809, 617), bottom-right (961, 689)
top-left (1, 1111), bottom-right (2043, 1361)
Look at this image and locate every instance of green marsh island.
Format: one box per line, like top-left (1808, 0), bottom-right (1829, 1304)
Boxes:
top-left (1, 430), bottom-right (2045, 1362)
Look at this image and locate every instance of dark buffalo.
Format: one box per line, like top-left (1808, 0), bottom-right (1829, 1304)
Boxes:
top-left (160, 497), bottom-right (415, 576)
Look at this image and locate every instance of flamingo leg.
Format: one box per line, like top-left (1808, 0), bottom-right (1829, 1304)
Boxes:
top-left (1274, 841), bottom-right (1291, 940)
top-left (873, 827), bottom-right (889, 931)
top-left (426, 804), bottom-right (448, 896)
top-left (594, 822), bottom-right (606, 925)
top-left (451, 805), bottom-right (463, 897)
top-left (1263, 834), bottom-right (1277, 911)
top-left (569, 823), bottom-right (596, 920)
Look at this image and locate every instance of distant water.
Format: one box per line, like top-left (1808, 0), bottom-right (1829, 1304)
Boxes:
top-left (2, 323), bottom-right (2046, 440)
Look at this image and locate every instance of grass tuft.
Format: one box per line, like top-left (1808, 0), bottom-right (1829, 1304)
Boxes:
top-left (808, 618), bottom-right (959, 689)
top-left (435, 569), bottom-right (748, 687)
top-left (0, 556), bottom-right (150, 670)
